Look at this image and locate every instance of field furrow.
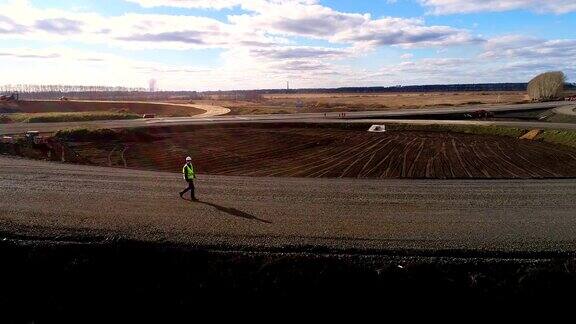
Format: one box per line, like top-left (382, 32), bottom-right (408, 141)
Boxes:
top-left (64, 125), bottom-right (576, 180)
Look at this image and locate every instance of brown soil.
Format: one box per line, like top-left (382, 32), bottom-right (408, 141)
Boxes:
top-left (195, 91), bottom-right (529, 115)
top-left (0, 100), bottom-right (203, 117)
top-left (66, 124), bottom-right (576, 179)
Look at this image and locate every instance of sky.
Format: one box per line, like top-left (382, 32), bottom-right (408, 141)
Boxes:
top-left (0, 0), bottom-right (575, 91)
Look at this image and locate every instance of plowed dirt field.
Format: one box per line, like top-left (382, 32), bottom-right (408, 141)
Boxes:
top-left (68, 124), bottom-right (576, 179)
top-left (1, 100), bottom-right (203, 116)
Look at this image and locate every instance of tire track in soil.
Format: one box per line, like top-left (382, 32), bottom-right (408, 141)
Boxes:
top-left (407, 138), bottom-right (427, 178)
top-left (425, 140), bottom-right (443, 178)
top-left (482, 141), bottom-right (525, 178)
top-left (514, 140), bottom-right (576, 175)
top-left (387, 136), bottom-right (419, 178)
top-left (205, 129), bottom-right (339, 174)
top-left (450, 137), bottom-right (474, 178)
top-left (504, 140), bottom-right (562, 177)
top-left (275, 135), bottom-right (379, 177)
top-left (237, 135), bottom-right (347, 176)
top-left (467, 140), bottom-right (494, 178)
top-left (213, 136), bottom-right (338, 175)
top-left (337, 137), bottom-right (389, 178)
top-left (358, 136), bottom-right (401, 175)
top-left (356, 135), bottom-right (399, 178)
top-left (441, 136), bottom-right (456, 178)
top-left (64, 127), bottom-right (576, 180)
top-left (307, 136), bottom-right (387, 178)
top-left (359, 134), bottom-right (403, 177)
top-left (321, 136), bottom-right (391, 178)
top-left (374, 137), bottom-right (410, 178)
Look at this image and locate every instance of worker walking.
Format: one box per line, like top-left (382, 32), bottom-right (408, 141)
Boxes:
top-left (179, 156), bottom-right (197, 201)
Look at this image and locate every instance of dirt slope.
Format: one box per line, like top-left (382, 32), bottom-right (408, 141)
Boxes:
top-left (0, 100), bottom-right (204, 117)
top-left (67, 124), bottom-right (576, 179)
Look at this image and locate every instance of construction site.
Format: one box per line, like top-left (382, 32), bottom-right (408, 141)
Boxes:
top-left (1, 74), bottom-right (576, 312)
top-left (4, 0), bottom-right (576, 316)
top-left (2, 85), bottom-right (576, 315)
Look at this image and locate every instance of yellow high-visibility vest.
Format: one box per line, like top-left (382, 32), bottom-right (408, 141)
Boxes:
top-left (182, 163), bottom-right (195, 180)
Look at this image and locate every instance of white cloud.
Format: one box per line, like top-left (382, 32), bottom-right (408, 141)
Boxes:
top-left (481, 35), bottom-right (576, 60)
top-left (420, 0), bottom-right (576, 14)
top-left (0, 0), bottom-right (480, 51)
top-left (122, 0), bottom-right (482, 49)
top-left (126, 0), bottom-right (319, 10)
top-left (1, 0), bottom-right (571, 89)
top-left (125, 0), bottom-right (245, 9)
top-left (0, 1), bottom-right (283, 50)
top-left (248, 46), bottom-right (352, 60)
top-left (477, 35), bottom-right (576, 80)
top-left (229, 3), bottom-right (480, 48)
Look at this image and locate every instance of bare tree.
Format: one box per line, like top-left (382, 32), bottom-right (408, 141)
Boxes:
top-left (528, 71), bottom-right (567, 101)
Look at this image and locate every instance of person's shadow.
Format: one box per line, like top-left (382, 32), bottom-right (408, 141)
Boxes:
top-left (181, 197), bottom-right (272, 224)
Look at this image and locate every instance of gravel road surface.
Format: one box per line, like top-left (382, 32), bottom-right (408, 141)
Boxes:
top-left (2, 156), bottom-right (575, 255)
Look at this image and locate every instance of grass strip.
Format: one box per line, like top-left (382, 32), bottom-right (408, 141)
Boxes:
top-left (1, 111), bottom-right (140, 123)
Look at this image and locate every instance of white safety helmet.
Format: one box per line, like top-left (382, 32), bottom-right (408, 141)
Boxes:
top-left (186, 156), bottom-right (192, 162)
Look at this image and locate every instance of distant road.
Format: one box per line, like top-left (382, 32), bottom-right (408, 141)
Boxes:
top-left (1, 101), bottom-right (574, 135)
top-left (554, 104), bottom-right (576, 116)
top-left (189, 103), bottom-right (231, 117)
top-left (1, 156), bottom-right (576, 254)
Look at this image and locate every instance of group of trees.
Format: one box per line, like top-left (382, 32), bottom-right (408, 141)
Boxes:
top-left (0, 84), bottom-right (145, 94)
top-left (257, 83), bottom-right (532, 95)
top-left (0, 84), bottom-right (204, 101)
top-left (202, 91), bottom-right (263, 101)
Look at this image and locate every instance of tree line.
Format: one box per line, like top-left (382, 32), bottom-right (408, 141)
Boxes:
top-left (0, 84), bottom-right (146, 93)
top-left (1, 82), bottom-right (574, 101)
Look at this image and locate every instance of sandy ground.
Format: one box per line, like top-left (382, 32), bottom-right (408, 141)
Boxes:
top-left (187, 103), bottom-right (231, 117)
top-left (205, 91), bottom-right (530, 115)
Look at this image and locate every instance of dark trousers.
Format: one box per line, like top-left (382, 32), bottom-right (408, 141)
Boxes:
top-left (180, 180), bottom-right (195, 199)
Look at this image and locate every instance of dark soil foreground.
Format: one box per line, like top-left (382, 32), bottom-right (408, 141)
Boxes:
top-left (2, 236), bottom-right (576, 319)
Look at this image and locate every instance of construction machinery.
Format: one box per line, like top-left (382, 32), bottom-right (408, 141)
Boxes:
top-left (25, 131), bottom-right (45, 145)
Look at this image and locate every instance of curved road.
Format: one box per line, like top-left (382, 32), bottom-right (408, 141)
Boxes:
top-left (1, 156), bottom-right (576, 254)
top-left (554, 104), bottom-right (576, 117)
